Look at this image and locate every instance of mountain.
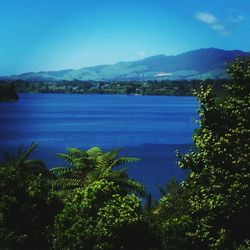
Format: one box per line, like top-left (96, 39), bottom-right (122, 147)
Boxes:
top-left (10, 48), bottom-right (250, 81)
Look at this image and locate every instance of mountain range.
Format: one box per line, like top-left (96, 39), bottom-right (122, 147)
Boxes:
top-left (9, 48), bottom-right (250, 81)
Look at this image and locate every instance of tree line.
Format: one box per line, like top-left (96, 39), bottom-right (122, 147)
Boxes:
top-left (1, 78), bottom-right (230, 96)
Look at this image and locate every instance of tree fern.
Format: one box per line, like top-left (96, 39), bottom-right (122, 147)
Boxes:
top-left (3, 143), bottom-right (49, 178)
top-left (50, 147), bottom-right (145, 195)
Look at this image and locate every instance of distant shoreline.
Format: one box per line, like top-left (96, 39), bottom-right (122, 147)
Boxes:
top-left (9, 79), bottom-right (228, 97)
top-left (16, 92), bottom-right (195, 97)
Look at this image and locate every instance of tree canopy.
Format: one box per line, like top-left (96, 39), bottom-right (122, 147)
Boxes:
top-left (153, 57), bottom-right (250, 249)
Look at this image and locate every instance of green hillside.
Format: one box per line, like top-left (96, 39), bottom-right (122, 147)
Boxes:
top-left (9, 48), bottom-right (249, 81)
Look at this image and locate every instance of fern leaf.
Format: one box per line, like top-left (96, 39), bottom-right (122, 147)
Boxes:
top-left (21, 143), bottom-right (38, 161)
top-left (52, 178), bottom-right (84, 189)
top-left (50, 167), bottom-right (74, 176)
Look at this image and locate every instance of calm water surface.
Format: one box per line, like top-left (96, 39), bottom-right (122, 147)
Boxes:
top-left (0, 94), bottom-right (198, 198)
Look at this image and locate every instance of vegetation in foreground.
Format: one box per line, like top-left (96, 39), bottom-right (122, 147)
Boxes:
top-left (0, 57), bottom-right (249, 249)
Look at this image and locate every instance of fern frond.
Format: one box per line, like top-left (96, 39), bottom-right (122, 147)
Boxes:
top-left (52, 178), bottom-right (84, 189)
top-left (50, 167), bottom-right (74, 176)
top-left (96, 154), bottom-right (112, 170)
top-left (119, 178), bottom-right (146, 196)
top-left (120, 157), bottom-right (141, 163)
top-left (95, 149), bottom-right (120, 169)
top-left (67, 147), bottom-right (88, 158)
top-left (106, 169), bottom-right (128, 180)
top-left (110, 157), bottom-right (140, 168)
top-left (56, 153), bottom-right (75, 164)
top-left (52, 147), bottom-right (143, 194)
top-left (20, 143), bottom-right (38, 161)
top-left (86, 147), bottom-right (103, 159)
top-left (126, 179), bottom-right (146, 196)
top-left (25, 159), bottom-right (45, 167)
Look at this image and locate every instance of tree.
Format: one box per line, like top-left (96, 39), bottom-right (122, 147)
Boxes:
top-left (154, 57), bottom-right (250, 249)
top-left (50, 147), bottom-right (145, 195)
top-left (53, 179), bottom-right (159, 250)
top-left (0, 144), bottom-right (61, 250)
top-left (150, 179), bottom-right (194, 250)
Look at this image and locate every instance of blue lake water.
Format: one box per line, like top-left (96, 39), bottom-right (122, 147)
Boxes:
top-left (0, 94), bottom-right (199, 198)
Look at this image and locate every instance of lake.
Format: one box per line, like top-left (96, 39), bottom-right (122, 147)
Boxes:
top-left (0, 94), bottom-right (199, 198)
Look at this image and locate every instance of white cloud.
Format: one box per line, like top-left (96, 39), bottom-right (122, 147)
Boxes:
top-left (212, 25), bottom-right (230, 36)
top-left (195, 11), bottom-right (229, 36)
top-left (194, 11), bottom-right (245, 36)
top-left (229, 15), bottom-right (245, 24)
top-left (137, 51), bottom-right (146, 57)
top-left (211, 24), bottom-right (224, 31)
top-left (195, 12), bottom-right (217, 24)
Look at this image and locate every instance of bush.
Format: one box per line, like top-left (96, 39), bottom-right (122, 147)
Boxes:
top-left (0, 145), bottom-right (61, 250)
top-left (53, 179), bottom-right (158, 250)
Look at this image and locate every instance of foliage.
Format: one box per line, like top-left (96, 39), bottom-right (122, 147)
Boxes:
top-left (150, 180), bottom-right (194, 250)
top-left (152, 57), bottom-right (250, 249)
top-left (236, 240), bottom-right (250, 250)
top-left (53, 179), bottom-right (158, 250)
top-left (0, 143), bottom-right (61, 250)
top-left (50, 147), bottom-right (145, 195)
top-left (51, 148), bottom-right (156, 249)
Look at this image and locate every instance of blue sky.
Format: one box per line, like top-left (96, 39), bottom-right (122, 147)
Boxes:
top-left (0, 0), bottom-right (249, 75)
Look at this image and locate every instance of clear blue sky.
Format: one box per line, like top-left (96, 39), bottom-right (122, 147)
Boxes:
top-left (0, 0), bottom-right (249, 75)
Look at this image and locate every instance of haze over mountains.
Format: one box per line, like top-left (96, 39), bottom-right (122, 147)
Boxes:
top-left (9, 48), bottom-right (250, 81)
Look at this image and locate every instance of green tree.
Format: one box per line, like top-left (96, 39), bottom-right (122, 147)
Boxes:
top-left (53, 179), bottom-right (158, 250)
top-left (50, 147), bottom-right (145, 195)
top-left (154, 57), bottom-right (250, 249)
top-left (0, 144), bottom-right (61, 250)
top-left (150, 179), bottom-right (194, 250)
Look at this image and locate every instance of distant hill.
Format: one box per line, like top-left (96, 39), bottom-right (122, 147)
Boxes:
top-left (9, 48), bottom-right (250, 81)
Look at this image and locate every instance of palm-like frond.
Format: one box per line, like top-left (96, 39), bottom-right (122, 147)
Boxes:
top-left (57, 148), bottom-right (88, 163)
top-left (50, 166), bottom-right (74, 176)
top-left (19, 143), bottom-right (38, 162)
top-left (5, 143), bottom-right (38, 164)
top-left (56, 153), bottom-right (75, 164)
top-left (107, 168), bottom-right (128, 179)
top-left (117, 178), bottom-right (146, 196)
top-left (52, 178), bottom-right (84, 189)
top-left (67, 147), bottom-right (86, 155)
top-left (96, 149), bottom-right (118, 169)
top-left (86, 147), bottom-right (103, 159)
top-left (51, 146), bottom-right (143, 194)
top-left (24, 159), bottom-right (46, 168)
top-left (109, 157), bottom-right (140, 168)
top-left (4, 143), bottom-right (47, 175)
